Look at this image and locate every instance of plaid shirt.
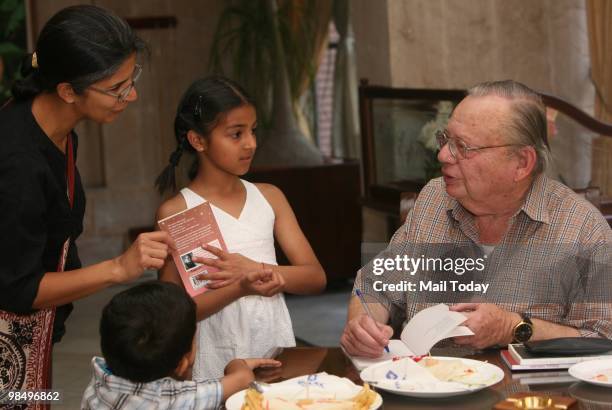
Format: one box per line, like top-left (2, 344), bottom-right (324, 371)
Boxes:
top-left (356, 175), bottom-right (612, 338)
top-left (81, 357), bottom-right (223, 410)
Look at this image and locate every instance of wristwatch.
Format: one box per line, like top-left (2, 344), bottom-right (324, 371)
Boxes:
top-left (512, 314), bottom-right (534, 343)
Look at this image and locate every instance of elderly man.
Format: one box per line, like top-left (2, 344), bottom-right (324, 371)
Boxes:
top-left (342, 80), bottom-right (612, 358)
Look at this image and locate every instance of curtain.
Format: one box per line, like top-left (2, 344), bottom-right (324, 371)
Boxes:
top-left (331, 0), bottom-right (361, 159)
top-left (586, 0), bottom-right (612, 195)
top-left (283, 0), bottom-right (332, 143)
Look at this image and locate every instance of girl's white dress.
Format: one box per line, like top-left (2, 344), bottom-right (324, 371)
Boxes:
top-left (180, 179), bottom-right (296, 379)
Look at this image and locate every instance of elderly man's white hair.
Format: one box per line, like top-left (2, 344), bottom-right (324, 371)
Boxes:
top-left (467, 80), bottom-right (551, 175)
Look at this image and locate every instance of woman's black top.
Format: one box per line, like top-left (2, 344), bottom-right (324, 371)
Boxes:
top-left (0, 99), bottom-right (86, 342)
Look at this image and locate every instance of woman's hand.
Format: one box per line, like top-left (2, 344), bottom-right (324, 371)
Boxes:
top-left (113, 231), bottom-right (174, 283)
top-left (192, 244), bottom-right (262, 289)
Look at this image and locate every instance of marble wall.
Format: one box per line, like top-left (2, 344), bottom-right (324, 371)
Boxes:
top-left (351, 0), bottom-right (594, 240)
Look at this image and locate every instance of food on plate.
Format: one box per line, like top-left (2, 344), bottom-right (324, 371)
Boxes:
top-left (242, 388), bottom-right (263, 410)
top-left (240, 382), bottom-right (376, 410)
top-left (392, 354), bottom-right (427, 362)
top-left (419, 358), bottom-right (476, 383)
top-left (590, 369), bottom-right (612, 383)
top-left (593, 374), bottom-right (609, 382)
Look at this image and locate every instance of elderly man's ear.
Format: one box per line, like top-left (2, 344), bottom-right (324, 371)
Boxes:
top-left (513, 146), bottom-right (537, 182)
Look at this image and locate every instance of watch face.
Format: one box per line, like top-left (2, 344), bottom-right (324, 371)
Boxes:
top-left (514, 323), bottom-right (533, 343)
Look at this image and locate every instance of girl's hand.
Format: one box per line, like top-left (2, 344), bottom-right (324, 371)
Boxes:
top-left (239, 270), bottom-right (286, 297)
top-left (113, 231), bottom-right (174, 283)
top-left (192, 244), bottom-right (262, 289)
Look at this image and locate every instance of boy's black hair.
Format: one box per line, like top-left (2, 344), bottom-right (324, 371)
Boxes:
top-left (154, 75), bottom-right (255, 195)
top-left (99, 281), bottom-right (196, 383)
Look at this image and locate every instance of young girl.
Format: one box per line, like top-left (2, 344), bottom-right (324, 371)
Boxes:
top-left (156, 76), bottom-right (326, 379)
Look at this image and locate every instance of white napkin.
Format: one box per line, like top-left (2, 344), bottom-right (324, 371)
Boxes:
top-left (265, 372), bottom-right (363, 400)
top-left (360, 358), bottom-right (471, 392)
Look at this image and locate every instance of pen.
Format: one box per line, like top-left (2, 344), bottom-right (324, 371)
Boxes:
top-left (355, 289), bottom-right (390, 353)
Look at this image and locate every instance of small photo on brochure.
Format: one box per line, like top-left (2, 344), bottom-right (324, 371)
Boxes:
top-left (189, 273), bottom-right (209, 290)
top-left (180, 252), bottom-right (199, 271)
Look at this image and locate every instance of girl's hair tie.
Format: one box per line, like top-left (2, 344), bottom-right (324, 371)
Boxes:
top-left (194, 95), bottom-right (204, 122)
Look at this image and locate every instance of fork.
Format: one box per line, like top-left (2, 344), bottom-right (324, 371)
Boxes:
top-left (249, 381), bottom-right (271, 393)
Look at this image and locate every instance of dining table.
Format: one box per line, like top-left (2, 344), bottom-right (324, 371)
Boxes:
top-left (243, 346), bottom-right (612, 410)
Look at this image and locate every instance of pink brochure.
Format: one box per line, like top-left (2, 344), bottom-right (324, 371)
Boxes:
top-left (158, 202), bottom-right (227, 297)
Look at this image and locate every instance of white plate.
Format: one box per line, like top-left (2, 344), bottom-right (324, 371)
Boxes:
top-left (360, 356), bottom-right (504, 398)
top-left (568, 359), bottom-right (612, 387)
top-left (225, 372), bottom-right (383, 409)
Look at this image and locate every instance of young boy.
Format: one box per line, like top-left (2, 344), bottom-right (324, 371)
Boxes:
top-left (82, 281), bottom-right (280, 409)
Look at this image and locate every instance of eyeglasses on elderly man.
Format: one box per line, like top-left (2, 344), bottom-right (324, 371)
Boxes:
top-left (435, 129), bottom-right (525, 160)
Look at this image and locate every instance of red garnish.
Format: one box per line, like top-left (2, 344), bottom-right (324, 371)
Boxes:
top-left (391, 355), bottom-right (428, 362)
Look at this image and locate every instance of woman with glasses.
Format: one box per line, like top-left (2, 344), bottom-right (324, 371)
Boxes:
top-left (0, 5), bottom-right (173, 393)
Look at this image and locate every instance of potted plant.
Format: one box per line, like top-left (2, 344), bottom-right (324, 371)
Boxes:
top-left (209, 0), bottom-right (331, 166)
top-left (209, 1), bottom-right (362, 283)
top-left (0, 0), bottom-right (26, 105)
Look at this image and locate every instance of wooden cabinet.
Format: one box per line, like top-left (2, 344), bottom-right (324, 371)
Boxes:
top-left (246, 159), bottom-right (362, 284)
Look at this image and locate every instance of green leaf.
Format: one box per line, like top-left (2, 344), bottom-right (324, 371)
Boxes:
top-left (208, 0), bottom-right (331, 131)
top-left (5, 5), bottom-right (25, 37)
top-left (0, 0), bottom-right (19, 13)
top-left (0, 41), bottom-right (22, 56)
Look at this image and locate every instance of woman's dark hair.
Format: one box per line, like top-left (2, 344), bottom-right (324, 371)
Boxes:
top-left (11, 5), bottom-right (146, 101)
top-left (100, 281), bottom-right (196, 383)
top-left (155, 76), bottom-right (255, 194)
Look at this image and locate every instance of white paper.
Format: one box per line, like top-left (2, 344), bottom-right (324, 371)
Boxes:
top-left (400, 304), bottom-right (473, 355)
top-left (346, 340), bottom-right (414, 370)
top-left (346, 304), bottom-right (474, 369)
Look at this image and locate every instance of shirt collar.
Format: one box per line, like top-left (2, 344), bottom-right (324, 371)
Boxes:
top-left (445, 173), bottom-right (550, 225)
top-left (519, 173), bottom-right (550, 224)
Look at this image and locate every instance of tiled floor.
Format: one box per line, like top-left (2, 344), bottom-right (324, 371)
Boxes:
top-left (50, 274), bottom-right (351, 409)
top-left (284, 291), bottom-right (351, 347)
